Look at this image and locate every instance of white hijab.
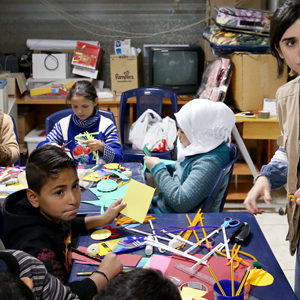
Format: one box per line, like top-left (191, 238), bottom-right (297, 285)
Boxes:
top-left (174, 99), bottom-right (235, 162)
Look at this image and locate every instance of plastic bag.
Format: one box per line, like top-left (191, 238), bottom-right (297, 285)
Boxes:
top-left (129, 109), bottom-right (177, 152)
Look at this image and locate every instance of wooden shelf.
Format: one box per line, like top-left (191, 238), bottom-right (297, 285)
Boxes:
top-left (233, 162), bottom-right (259, 176)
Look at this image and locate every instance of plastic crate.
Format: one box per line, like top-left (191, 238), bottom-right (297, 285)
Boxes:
top-left (24, 126), bottom-right (46, 155)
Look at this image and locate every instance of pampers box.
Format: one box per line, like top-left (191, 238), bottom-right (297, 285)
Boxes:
top-left (110, 53), bottom-right (142, 96)
top-left (24, 126), bottom-right (46, 155)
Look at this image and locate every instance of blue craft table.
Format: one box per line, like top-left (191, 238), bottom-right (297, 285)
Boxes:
top-left (79, 162), bottom-right (146, 214)
top-left (69, 211), bottom-right (297, 300)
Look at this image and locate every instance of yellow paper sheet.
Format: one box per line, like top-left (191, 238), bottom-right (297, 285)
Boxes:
top-left (181, 287), bottom-right (208, 300)
top-left (120, 179), bottom-right (155, 223)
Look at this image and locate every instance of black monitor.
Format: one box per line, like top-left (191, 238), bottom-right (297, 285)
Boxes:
top-left (149, 46), bottom-right (204, 95)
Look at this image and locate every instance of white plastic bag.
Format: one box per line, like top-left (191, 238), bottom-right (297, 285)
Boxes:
top-left (129, 109), bottom-right (177, 152)
top-left (144, 116), bottom-right (177, 151)
top-left (129, 109), bottom-right (162, 150)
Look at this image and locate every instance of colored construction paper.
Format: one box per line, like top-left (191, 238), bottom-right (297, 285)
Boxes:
top-left (89, 183), bottom-right (129, 199)
top-left (111, 170), bottom-right (129, 180)
top-left (83, 171), bottom-right (102, 182)
top-left (136, 256), bottom-right (150, 268)
top-left (120, 179), bottom-right (155, 223)
top-left (74, 260), bottom-right (99, 265)
top-left (97, 179), bottom-right (118, 192)
top-left (149, 255), bottom-right (172, 274)
top-left (118, 254), bottom-right (142, 267)
top-left (72, 246), bottom-right (100, 265)
top-left (181, 287), bottom-right (208, 300)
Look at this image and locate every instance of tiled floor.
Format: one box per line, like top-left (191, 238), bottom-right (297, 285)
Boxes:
top-left (255, 212), bottom-right (295, 290)
top-left (225, 187), bottom-right (296, 291)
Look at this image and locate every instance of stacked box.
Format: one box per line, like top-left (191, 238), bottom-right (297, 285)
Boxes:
top-left (110, 53), bottom-right (142, 96)
top-left (227, 53), bottom-right (287, 111)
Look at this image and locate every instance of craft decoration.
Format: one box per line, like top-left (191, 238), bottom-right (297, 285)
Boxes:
top-left (83, 171), bottom-right (103, 182)
top-left (74, 131), bottom-right (100, 161)
top-left (97, 179), bottom-right (118, 192)
top-left (103, 163), bottom-right (121, 170)
top-left (91, 229), bottom-right (112, 240)
top-left (246, 269), bottom-right (274, 286)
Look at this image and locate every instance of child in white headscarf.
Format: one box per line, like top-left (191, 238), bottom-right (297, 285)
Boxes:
top-left (144, 99), bottom-right (235, 213)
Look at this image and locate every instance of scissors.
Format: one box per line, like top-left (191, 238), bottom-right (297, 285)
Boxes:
top-left (103, 225), bottom-right (119, 238)
top-left (222, 217), bottom-right (240, 228)
top-left (61, 140), bottom-right (72, 151)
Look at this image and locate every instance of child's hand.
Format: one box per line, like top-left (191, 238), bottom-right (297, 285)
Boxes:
top-left (83, 139), bottom-right (104, 152)
top-left (98, 252), bottom-right (123, 280)
top-left (103, 198), bottom-right (126, 224)
top-left (144, 156), bottom-right (161, 170)
top-left (50, 142), bottom-right (70, 152)
top-left (90, 253), bottom-right (122, 291)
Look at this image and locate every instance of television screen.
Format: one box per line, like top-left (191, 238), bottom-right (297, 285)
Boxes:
top-left (149, 47), bottom-right (204, 95)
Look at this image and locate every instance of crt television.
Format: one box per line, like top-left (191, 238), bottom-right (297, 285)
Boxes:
top-left (149, 46), bottom-right (204, 95)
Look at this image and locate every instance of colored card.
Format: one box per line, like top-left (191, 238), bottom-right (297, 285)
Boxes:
top-left (120, 179), bottom-right (155, 223)
top-left (118, 254), bottom-right (142, 267)
top-left (149, 255), bottom-right (172, 274)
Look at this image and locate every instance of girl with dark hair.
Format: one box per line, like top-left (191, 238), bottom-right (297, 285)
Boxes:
top-left (244, 2), bottom-right (300, 297)
top-left (42, 80), bottom-right (123, 165)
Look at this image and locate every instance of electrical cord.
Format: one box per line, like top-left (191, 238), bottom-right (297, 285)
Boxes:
top-left (43, 53), bottom-right (59, 71)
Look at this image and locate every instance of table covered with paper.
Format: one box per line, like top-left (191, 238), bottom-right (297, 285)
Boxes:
top-left (69, 211), bottom-right (296, 300)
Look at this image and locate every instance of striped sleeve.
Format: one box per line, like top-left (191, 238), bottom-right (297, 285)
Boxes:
top-left (258, 146), bottom-right (288, 189)
top-left (9, 250), bottom-right (79, 300)
top-left (44, 122), bottom-right (64, 145)
top-left (102, 123), bottom-right (123, 162)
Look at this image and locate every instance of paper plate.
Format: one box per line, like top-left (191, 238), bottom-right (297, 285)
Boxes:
top-left (91, 229), bottom-right (112, 240)
top-left (97, 179), bottom-right (118, 192)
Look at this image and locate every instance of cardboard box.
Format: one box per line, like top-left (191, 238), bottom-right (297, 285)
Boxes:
top-left (228, 53), bottom-right (287, 111)
top-left (32, 53), bottom-right (71, 79)
top-left (0, 73), bottom-right (27, 97)
top-left (110, 54), bottom-right (142, 96)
